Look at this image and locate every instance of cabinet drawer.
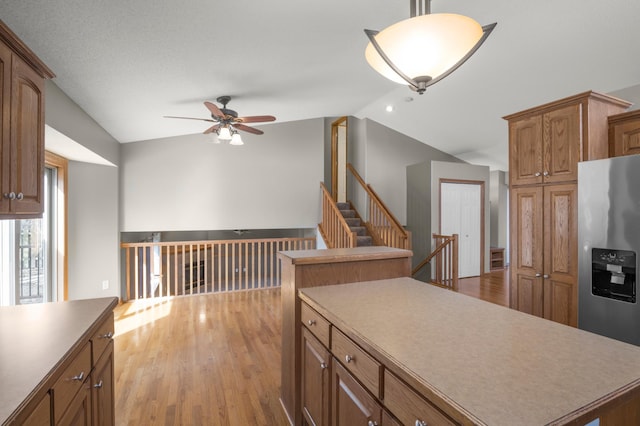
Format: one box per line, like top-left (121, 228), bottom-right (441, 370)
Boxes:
top-left (331, 328), bottom-right (381, 397)
top-left (52, 342), bottom-right (91, 424)
top-left (91, 312), bottom-right (115, 363)
top-left (301, 302), bottom-right (330, 347)
top-left (384, 370), bottom-right (456, 426)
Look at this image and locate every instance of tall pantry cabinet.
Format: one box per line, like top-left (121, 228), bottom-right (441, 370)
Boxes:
top-left (504, 91), bottom-right (631, 327)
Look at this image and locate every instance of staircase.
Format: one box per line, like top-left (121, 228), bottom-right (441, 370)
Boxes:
top-left (336, 202), bottom-right (373, 247)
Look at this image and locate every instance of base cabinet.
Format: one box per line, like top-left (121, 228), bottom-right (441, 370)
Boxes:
top-left (92, 343), bottom-right (115, 426)
top-left (301, 328), bottom-right (330, 426)
top-left (58, 384), bottom-right (91, 426)
top-left (332, 360), bottom-right (382, 426)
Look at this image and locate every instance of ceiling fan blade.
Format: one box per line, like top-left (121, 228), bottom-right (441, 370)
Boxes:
top-left (204, 101), bottom-right (225, 119)
top-left (203, 124), bottom-right (221, 134)
top-left (236, 115), bottom-right (276, 123)
top-left (235, 123), bottom-right (264, 135)
top-left (164, 115), bottom-right (215, 123)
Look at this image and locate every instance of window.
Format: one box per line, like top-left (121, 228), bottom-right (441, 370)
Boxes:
top-left (0, 152), bottom-right (67, 306)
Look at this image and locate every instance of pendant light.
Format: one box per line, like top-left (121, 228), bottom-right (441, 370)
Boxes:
top-left (365, 0), bottom-right (496, 94)
top-left (217, 126), bottom-right (232, 142)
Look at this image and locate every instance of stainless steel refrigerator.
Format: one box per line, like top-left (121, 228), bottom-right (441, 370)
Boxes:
top-left (578, 155), bottom-right (640, 345)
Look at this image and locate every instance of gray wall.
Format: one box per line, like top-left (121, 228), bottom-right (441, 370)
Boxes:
top-left (45, 81), bottom-right (121, 301)
top-left (120, 118), bottom-right (324, 232)
top-left (67, 162), bottom-right (120, 300)
top-left (490, 170), bottom-right (509, 264)
top-left (431, 161), bottom-right (491, 274)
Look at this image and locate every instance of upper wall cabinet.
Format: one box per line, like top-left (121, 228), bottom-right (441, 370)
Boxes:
top-left (608, 109), bottom-right (640, 158)
top-left (505, 91), bottom-right (631, 187)
top-left (0, 20), bottom-right (55, 218)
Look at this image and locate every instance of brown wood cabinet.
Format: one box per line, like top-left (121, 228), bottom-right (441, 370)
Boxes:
top-left (278, 247), bottom-right (412, 425)
top-left (608, 109), bottom-right (640, 157)
top-left (301, 328), bottom-right (330, 426)
top-left (332, 359), bottom-right (382, 426)
top-left (0, 20), bottom-right (54, 218)
top-left (504, 91), bottom-right (630, 326)
top-left (2, 298), bottom-right (118, 426)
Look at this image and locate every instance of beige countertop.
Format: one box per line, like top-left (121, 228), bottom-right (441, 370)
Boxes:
top-left (0, 297), bottom-right (118, 424)
top-left (299, 277), bottom-right (640, 425)
top-left (278, 246), bottom-right (412, 265)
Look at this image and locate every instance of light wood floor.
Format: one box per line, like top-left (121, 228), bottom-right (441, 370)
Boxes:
top-left (113, 271), bottom-right (509, 425)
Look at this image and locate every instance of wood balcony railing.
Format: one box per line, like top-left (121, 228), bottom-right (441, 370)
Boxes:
top-left (319, 183), bottom-right (357, 248)
top-left (412, 233), bottom-right (459, 291)
top-left (121, 237), bottom-right (316, 301)
top-left (347, 164), bottom-right (411, 250)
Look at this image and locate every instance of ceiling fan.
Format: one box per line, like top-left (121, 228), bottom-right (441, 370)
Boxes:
top-left (164, 96), bottom-right (276, 142)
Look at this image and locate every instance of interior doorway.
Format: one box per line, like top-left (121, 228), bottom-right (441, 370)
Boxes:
top-left (440, 180), bottom-right (484, 278)
top-left (331, 117), bottom-right (348, 202)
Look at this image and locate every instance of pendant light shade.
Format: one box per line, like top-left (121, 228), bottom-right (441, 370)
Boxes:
top-left (230, 132), bottom-right (244, 146)
top-left (365, 1), bottom-right (496, 94)
top-left (217, 126), bottom-right (232, 141)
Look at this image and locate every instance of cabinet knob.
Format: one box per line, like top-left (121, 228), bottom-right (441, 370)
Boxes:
top-left (543, 274), bottom-right (550, 279)
top-left (71, 371), bottom-right (85, 381)
top-left (415, 421), bottom-right (427, 426)
top-left (3, 192), bottom-right (16, 200)
top-left (535, 273), bottom-right (542, 277)
top-left (345, 354), bottom-right (354, 363)
top-left (320, 362), bottom-right (327, 370)
top-left (368, 421), bottom-right (379, 426)
top-left (94, 380), bottom-right (103, 389)
top-left (100, 331), bottom-right (114, 339)
top-left (15, 192), bottom-right (23, 200)
top-left (543, 171), bottom-right (549, 177)
top-left (534, 172), bottom-right (541, 177)
top-left (307, 319), bottom-right (316, 326)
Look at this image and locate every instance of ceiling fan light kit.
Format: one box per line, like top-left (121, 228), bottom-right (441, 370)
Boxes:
top-left (365, 0), bottom-right (496, 94)
top-left (164, 95), bottom-right (275, 144)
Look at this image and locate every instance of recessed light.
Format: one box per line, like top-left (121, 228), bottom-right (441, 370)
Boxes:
top-left (385, 105), bottom-right (394, 112)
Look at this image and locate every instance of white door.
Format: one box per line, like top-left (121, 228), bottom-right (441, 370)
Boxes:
top-left (440, 183), bottom-right (482, 278)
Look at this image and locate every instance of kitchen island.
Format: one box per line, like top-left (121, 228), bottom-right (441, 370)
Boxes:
top-left (0, 297), bottom-right (118, 425)
top-left (298, 277), bottom-right (640, 425)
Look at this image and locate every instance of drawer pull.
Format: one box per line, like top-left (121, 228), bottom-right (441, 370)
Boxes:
top-left (100, 331), bottom-right (114, 339)
top-left (72, 371), bottom-right (85, 381)
top-left (415, 420), bottom-right (427, 426)
top-left (16, 192), bottom-right (24, 200)
top-left (4, 192), bottom-right (16, 200)
top-left (307, 319), bottom-right (316, 326)
top-left (320, 362), bottom-right (327, 370)
top-left (368, 421), bottom-right (378, 426)
top-left (345, 354), bottom-right (354, 363)
top-left (94, 380), bottom-right (103, 389)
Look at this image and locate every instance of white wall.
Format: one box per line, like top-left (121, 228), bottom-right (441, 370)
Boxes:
top-left (45, 81), bottom-right (121, 301)
top-left (120, 118), bottom-right (324, 232)
top-left (431, 161), bottom-right (491, 273)
top-left (490, 170), bottom-right (509, 264)
top-left (67, 161), bottom-right (120, 300)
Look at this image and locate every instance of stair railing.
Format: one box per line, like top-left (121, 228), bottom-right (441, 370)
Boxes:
top-left (319, 183), bottom-right (357, 248)
top-left (412, 233), bottom-right (459, 290)
top-left (347, 163), bottom-right (411, 250)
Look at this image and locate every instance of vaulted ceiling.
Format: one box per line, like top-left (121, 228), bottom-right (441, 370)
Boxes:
top-left (2, 0), bottom-right (640, 171)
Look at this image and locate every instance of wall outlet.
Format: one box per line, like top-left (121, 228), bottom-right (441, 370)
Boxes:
top-left (102, 280), bottom-right (109, 290)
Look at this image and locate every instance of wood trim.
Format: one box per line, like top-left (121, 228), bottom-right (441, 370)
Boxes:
top-left (330, 116), bottom-right (347, 201)
top-left (439, 178), bottom-right (486, 276)
top-left (502, 90), bottom-right (631, 121)
top-left (0, 19), bottom-right (55, 79)
top-left (45, 151), bottom-right (68, 301)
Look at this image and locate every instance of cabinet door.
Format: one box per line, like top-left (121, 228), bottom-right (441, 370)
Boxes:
top-left (611, 118), bottom-right (640, 157)
top-left (543, 104), bottom-right (581, 184)
top-left (10, 52), bottom-right (45, 215)
top-left (332, 358), bottom-right (381, 426)
top-left (58, 383), bottom-right (91, 426)
top-left (92, 343), bottom-right (115, 426)
top-left (302, 328), bottom-right (330, 426)
top-left (0, 41), bottom-right (11, 214)
top-left (22, 393), bottom-right (51, 426)
top-left (509, 115), bottom-right (543, 186)
top-left (510, 186), bottom-right (544, 316)
top-left (543, 184), bottom-right (578, 326)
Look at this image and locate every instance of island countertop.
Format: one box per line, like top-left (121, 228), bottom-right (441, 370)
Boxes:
top-left (0, 297), bottom-right (118, 424)
top-left (299, 277), bottom-right (640, 425)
